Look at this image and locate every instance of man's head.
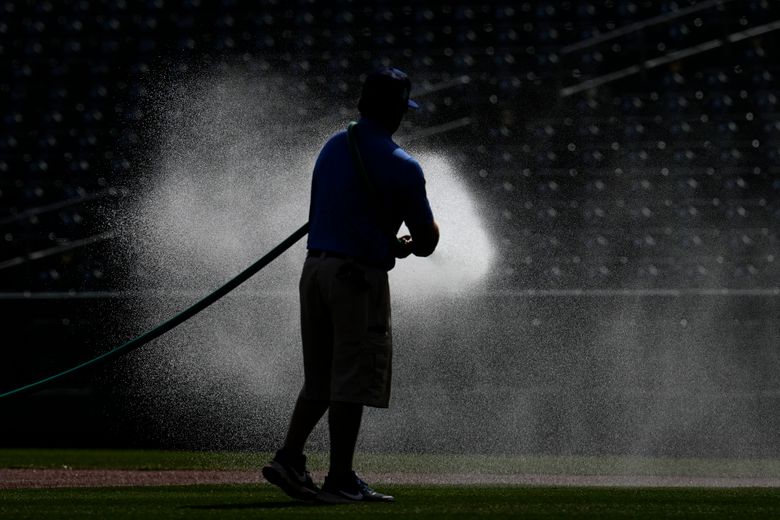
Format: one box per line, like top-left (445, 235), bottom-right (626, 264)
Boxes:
top-left (358, 67), bottom-right (419, 134)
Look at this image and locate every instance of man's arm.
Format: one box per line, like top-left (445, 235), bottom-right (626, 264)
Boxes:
top-left (394, 156), bottom-right (438, 258)
top-left (395, 220), bottom-right (439, 258)
top-left (409, 220), bottom-right (439, 257)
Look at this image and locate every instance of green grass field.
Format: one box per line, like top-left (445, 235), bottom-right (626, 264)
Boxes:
top-left (4, 485), bottom-right (780, 519)
top-left (2, 450), bottom-right (780, 519)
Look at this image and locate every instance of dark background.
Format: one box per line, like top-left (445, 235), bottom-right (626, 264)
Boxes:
top-left (1, 1), bottom-right (777, 455)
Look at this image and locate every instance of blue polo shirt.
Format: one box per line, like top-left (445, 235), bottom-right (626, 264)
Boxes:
top-left (307, 117), bottom-right (434, 270)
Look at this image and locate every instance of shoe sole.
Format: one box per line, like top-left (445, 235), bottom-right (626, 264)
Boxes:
top-left (261, 464), bottom-right (318, 501)
top-left (316, 490), bottom-right (363, 504)
top-left (317, 490), bottom-right (395, 504)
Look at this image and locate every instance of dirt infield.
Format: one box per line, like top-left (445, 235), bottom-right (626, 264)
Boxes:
top-left (0, 469), bottom-right (263, 489)
top-left (3, 469), bottom-right (780, 489)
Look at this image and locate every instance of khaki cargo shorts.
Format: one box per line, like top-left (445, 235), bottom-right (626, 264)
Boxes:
top-left (299, 255), bottom-right (393, 408)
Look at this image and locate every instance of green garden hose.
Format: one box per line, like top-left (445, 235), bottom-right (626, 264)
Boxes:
top-left (0, 222), bottom-right (310, 399)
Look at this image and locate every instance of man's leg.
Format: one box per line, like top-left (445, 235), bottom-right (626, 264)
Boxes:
top-left (328, 401), bottom-right (363, 476)
top-left (285, 255), bottom-right (331, 454)
top-left (315, 263), bottom-right (394, 503)
top-left (261, 259), bottom-right (329, 500)
top-left (283, 390), bottom-right (329, 454)
top-left (262, 390), bottom-right (326, 500)
top-left (318, 400), bottom-right (393, 503)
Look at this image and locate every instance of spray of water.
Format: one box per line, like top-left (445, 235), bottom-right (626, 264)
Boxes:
top-left (121, 66), bottom-right (495, 450)
top-left (393, 152), bottom-right (494, 296)
top-left (119, 66), bottom-right (777, 461)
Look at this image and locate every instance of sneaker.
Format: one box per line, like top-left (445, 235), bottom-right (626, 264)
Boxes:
top-left (261, 449), bottom-right (319, 501)
top-left (317, 471), bottom-right (395, 504)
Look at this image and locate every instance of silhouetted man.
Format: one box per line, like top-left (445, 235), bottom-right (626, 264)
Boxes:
top-left (262, 68), bottom-right (439, 503)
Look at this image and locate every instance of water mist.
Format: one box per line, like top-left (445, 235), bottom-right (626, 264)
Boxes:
top-left (118, 66), bottom-right (779, 463)
top-left (120, 67), bottom-right (496, 450)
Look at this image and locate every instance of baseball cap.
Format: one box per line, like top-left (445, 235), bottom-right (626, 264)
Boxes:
top-left (358, 67), bottom-right (420, 114)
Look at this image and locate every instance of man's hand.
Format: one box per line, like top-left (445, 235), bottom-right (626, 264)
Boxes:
top-left (394, 235), bottom-right (414, 259)
top-left (408, 220), bottom-right (439, 257)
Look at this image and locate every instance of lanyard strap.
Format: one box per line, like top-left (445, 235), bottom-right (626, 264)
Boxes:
top-left (346, 121), bottom-right (399, 245)
top-left (347, 121), bottom-right (380, 200)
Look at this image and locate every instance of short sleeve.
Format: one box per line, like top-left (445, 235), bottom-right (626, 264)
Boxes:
top-left (399, 158), bottom-right (434, 231)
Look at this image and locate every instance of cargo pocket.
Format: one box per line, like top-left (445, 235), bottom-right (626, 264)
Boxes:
top-left (361, 326), bottom-right (393, 407)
